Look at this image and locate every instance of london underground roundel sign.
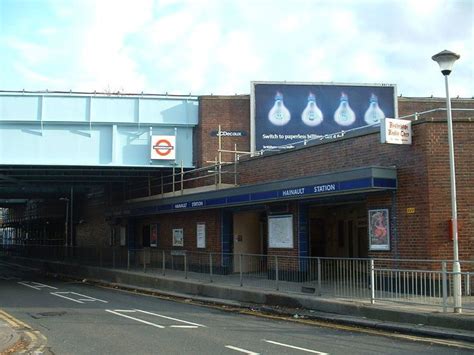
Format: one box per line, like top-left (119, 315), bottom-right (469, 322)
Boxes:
top-left (151, 135), bottom-right (176, 160)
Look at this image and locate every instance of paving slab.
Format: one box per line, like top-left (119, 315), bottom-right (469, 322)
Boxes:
top-left (0, 321), bottom-right (20, 354)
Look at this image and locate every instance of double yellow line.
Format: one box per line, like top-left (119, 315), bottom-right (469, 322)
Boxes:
top-left (0, 309), bottom-right (47, 354)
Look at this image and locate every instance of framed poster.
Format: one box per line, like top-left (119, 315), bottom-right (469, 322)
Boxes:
top-left (268, 215), bottom-right (293, 248)
top-left (196, 222), bottom-right (206, 249)
top-left (368, 209), bottom-right (390, 251)
top-left (172, 228), bottom-right (184, 247)
top-left (150, 224), bottom-right (158, 247)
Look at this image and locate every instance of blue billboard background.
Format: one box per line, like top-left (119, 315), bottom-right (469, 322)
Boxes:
top-left (253, 83), bottom-right (396, 151)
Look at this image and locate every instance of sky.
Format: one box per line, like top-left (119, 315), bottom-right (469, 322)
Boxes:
top-left (0, 0), bottom-right (472, 97)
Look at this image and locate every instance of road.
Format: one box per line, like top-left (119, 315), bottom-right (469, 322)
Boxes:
top-left (0, 260), bottom-right (471, 355)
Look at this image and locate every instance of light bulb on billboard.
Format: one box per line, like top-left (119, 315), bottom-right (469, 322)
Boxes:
top-left (334, 92), bottom-right (356, 126)
top-left (268, 91), bottom-right (291, 126)
top-left (364, 94), bottom-right (385, 125)
top-left (301, 92), bottom-right (323, 126)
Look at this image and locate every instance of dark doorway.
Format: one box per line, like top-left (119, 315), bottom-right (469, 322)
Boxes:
top-left (310, 218), bottom-right (326, 257)
top-left (348, 220), bottom-right (354, 257)
top-left (142, 224), bottom-right (150, 247)
top-left (309, 203), bottom-right (367, 258)
top-left (357, 225), bottom-right (368, 258)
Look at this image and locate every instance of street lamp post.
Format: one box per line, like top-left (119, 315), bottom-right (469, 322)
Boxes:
top-left (431, 49), bottom-right (461, 313)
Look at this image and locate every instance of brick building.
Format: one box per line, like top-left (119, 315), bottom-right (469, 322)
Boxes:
top-left (104, 95), bottom-right (473, 267)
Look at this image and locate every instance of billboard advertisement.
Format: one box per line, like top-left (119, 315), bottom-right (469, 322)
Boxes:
top-left (251, 82), bottom-right (397, 152)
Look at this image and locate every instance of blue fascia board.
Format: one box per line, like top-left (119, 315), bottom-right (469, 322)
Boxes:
top-left (122, 167), bottom-right (397, 217)
top-left (373, 177), bottom-right (398, 189)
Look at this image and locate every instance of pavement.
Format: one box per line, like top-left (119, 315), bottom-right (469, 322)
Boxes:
top-left (1, 256), bottom-right (474, 353)
top-left (0, 308), bottom-right (48, 354)
top-left (0, 318), bottom-right (20, 354)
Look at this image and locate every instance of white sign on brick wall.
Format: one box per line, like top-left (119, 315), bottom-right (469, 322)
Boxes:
top-left (381, 118), bottom-right (412, 145)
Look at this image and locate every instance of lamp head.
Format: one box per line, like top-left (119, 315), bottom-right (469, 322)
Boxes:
top-left (432, 50), bottom-right (460, 76)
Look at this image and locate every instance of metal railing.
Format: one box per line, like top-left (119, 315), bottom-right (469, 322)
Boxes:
top-left (1, 244), bottom-right (472, 313)
top-left (253, 107), bottom-right (474, 154)
top-left (126, 125), bottom-right (251, 199)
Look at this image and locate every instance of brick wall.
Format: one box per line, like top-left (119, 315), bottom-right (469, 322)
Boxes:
top-left (196, 95), bottom-right (473, 170)
top-left (76, 202), bottom-right (110, 247)
top-left (398, 97), bottom-right (474, 118)
top-left (233, 118), bottom-right (472, 261)
top-left (136, 209), bottom-right (221, 253)
top-left (424, 121), bottom-right (473, 261)
top-left (195, 95), bottom-right (251, 167)
top-left (114, 96), bottom-right (472, 263)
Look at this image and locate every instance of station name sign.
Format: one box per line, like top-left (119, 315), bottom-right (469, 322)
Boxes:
top-left (281, 184), bottom-right (336, 197)
top-left (128, 177), bottom-right (396, 216)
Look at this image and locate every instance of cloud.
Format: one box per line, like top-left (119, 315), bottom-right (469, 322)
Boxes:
top-left (0, 0), bottom-right (472, 97)
top-left (13, 63), bottom-right (63, 87)
top-left (3, 37), bottom-right (51, 65)
top-left (73, 0), bottom-right (154, 92)
top-left (37, 27), bottom-right (59, 36)
top-left (147, 10), bottom-right (196, 47)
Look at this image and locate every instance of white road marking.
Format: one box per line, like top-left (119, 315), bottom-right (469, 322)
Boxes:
top-left (18, 281), bottom-right (58, 290)
top-left (104, 309), bottom-right (205, 329)
top-left (169, 325), bottom-right (199, 328)
top-left (49, 292), bottom-right (107, 304)
top-left (263, 339), bottom-right (328, 354)
top-left (105, 310), bottom-right (165, 328)
top-left (134, 309), bottom-right (206, 327)
top-left (0, 276), bottom-right (20, 280)
top-left (31, 282), bottom-right (58, 289)
top-left (68, 292), bottom-right (108, 303)
top-left (225, 345), bottom-right (260, 354)
top-left (18, 281), bottom-right (43, 290)
top-left (50, 292), bottom-right (84, 303)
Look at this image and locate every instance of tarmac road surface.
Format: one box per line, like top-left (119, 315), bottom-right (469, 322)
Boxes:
top-left (0, 261), bottom-right (471, 355)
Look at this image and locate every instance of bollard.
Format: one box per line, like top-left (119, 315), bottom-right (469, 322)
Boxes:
top-left (143, 249), bottom-right (146, 273)
top-left (112, 248), bottom-right (116, 269)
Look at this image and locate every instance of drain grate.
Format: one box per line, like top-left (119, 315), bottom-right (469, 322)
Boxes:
top-left (29, 311), bottom-right (67, 319)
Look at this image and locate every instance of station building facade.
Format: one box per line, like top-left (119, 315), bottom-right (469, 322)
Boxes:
top-left (101, 95), bottom-right (473, 265)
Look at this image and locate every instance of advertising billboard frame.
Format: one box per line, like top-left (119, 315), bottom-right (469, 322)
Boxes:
top-left (250, 81), bottom-right (398, 153)
top-left (368, 208), bottom-right (390, 251)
